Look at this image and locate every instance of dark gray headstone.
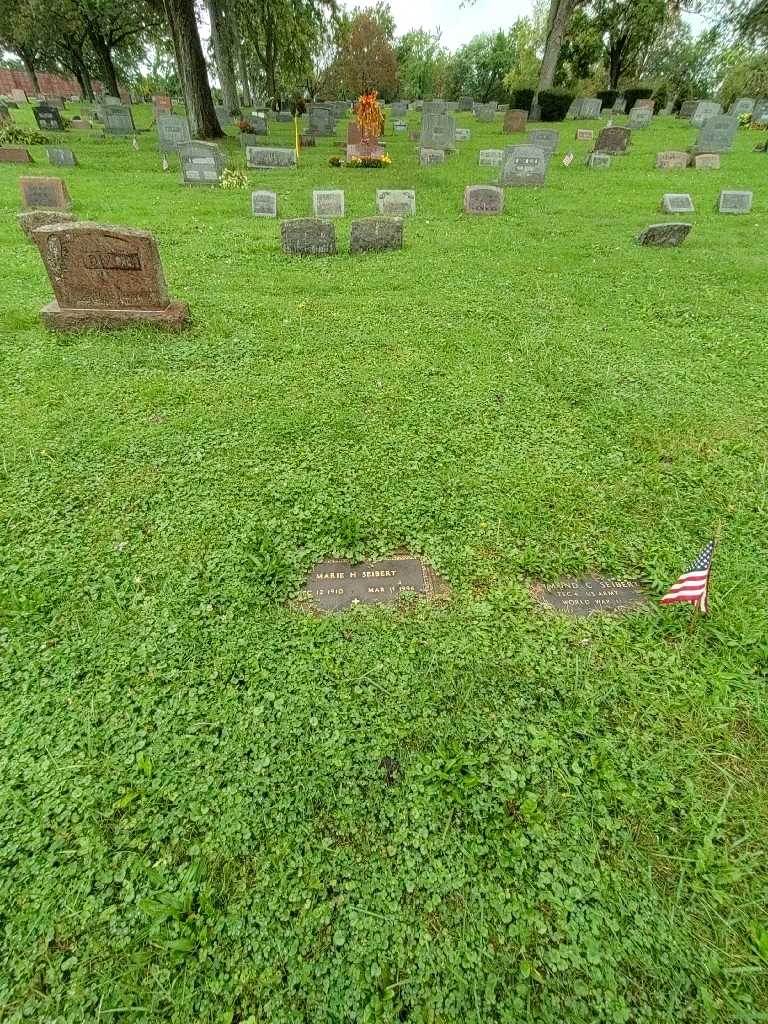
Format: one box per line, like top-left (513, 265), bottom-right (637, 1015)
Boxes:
top-left (47, 146), bottom-right (77, 166)
top-left (499, 145), bottom-right (547, 187)
top-left (595, 126), bottom-right (631, 154)
top-left (349, 217), bottom-right (403, 254)
top-left (178, 141), bottom-right (225, 185)
top-left (312, 189), bottom-right (345, 217)
top-left (729, 97), bottom-right (755, 116)
top-left (463, 185), bottom-right (504, 214)
top-left (752, 98), bottom-right (768, 125)
top-left (251, 190), bottom-right (277, 217)
top-left (458, 96), bottom-right (474, 112)
top-left (102, 105), bottom-right (135, 136)
top-left (527, 129), bottom-right (559, 155)
top-left (246, 146), bottom-right (297, 169)
top-left (33, 105), bottom-right (63, 131)
top-left (157, 114), bottom-right (191, 152)
top-left (301, 557), bottom-right (442, 612)
top-left (637, 222), bottom-right (692, 246)
top-left (718, 190), bottom-right (752, 214)
top-left (532, 577), bottom-right (648, 617)
top-left (691, 100), bottom-right (722, 128)
top-left (281, 218), bottom-right (336, 256)
top-left (678, 100), bottom-right (700, 119)
top-left (692, 114), bottom-right (737, 154)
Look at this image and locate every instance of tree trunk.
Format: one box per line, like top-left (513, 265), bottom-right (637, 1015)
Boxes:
top-left (231, 26), bottom-right (252, 104)
top-left (20, 50), bottom-right (41, 94)
top-left (87, 29), bottom-right (121, 97)
top-left (163, 0), bottom-right (223, 138)
top-left (207, 0), bottom-right (240, 114)
top-left (531, 0), bottom-right (576, 118)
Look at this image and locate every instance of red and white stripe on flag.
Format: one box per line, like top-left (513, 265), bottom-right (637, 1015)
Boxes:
top-left (660, 540), bottom-right (715, 614)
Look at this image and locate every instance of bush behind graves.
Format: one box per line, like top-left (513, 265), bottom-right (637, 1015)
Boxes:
top-left (538, 88), bottom-right (575, 122)
top-left (597, 89), bottom-right (620, 108)
top-left (0, 123), bottom-right (50, 146)
top-left (623, 86), bottom-right (655, 111)
top-left (510, 87), bottom-right (535, 112)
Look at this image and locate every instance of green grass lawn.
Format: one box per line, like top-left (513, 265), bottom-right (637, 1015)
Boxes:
top-left (1, 100), bottom-right (767, 1023)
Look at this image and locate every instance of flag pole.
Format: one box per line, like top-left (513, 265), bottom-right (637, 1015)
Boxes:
top-left (294, 114), bottom-right (300, 162)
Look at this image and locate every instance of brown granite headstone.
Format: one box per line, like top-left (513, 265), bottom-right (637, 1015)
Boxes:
top-left (18, 209), bottom-right (76, 240)
top-left (655, 150), bottom-right (689, 169)
top-left (19, 176), bottom-right (71, 209)
top-left (31, 222), bottom-right (188, 331)
top-left (594, 126), bottom-right (631, 154)
top-left (0, 147), bottom-right (33, 163)
top-left (503, 109), bottom-right (528, 133)
top-left (347, 121), bottom-right (363, 145)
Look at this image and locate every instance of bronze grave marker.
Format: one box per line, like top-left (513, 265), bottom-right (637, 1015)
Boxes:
top-left (532, 576), bottom-right (648, 617)
top-left (301, 556), bottom-right (445, 613)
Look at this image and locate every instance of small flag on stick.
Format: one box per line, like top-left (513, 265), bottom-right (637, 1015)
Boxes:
top-left (562, 151), bottom-right (574, 166)
top-left (660, 539), bottom-right (715, 614)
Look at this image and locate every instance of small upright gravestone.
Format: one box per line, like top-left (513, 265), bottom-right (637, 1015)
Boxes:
top-left (575, 129), bottom-right (594, 141)
top-left (595, 125), bottom-right (631, 154)
top-left (628, 106), bottom-right (652, 129)
top-left (281, 219), bottom-right (336, 256)
top-left (718, 190), bottom-right (752, 214)
top-left (178, 141), bottom-right (225, 185)
top-left (420, 148), bottom-right (445, 166)
top-left (70, 117), bottom-right (90, 129)
top-left (463, 185), bottom-right (504, 214)
top-left (499, 145), bottom-right (547, 187)
top-left (678, 99), bottom-right (699, 119)
top-left (661, 193), bottom-right (694, 213)
top-left (153, 94), bottom-right (173, 115)
top-left (637, 222), bottom-right (691, 246)
top-left (458, 96), bottom-right (474, 112)
top-left (33, 105), bottom-right (63, 131)
top-left (503, 109), bottom-right (528, 133)
top-left (246, 146), bottom-right (297, 169)
top-left (752, 98), bottom-right (768, 125)
top-left (691, 100), bottom-right (722, 128)
top-left (47, 147), bottom-right (77, 167)
top-left (478, 149), bottom-right (504, 166)
top-left (691, 115), bottom-right (737, 154)
top-left (527, 129), bottom-right (559, 155)
top-left (377, 189), bottom-right (415, 215)
top-left (102, 105), bottom-right (135, 136)
top-left (474, 102), bottom-right (496, 123)
top-left (455, 127), bottom-right (471, 141)
top-left (19, 176), bottom-right (71, 210)
top-left (390, 101), bottom-right (408, 117)
top-left (157, 114), bottom-right (191, 152)
top-left (11, 88), bottom-right (27, 104)
top-left (693, 153), bottom-right (720, 169)
top-left (251, 190), bottom-right (277, 217)
top-left (312, 190), bottom-right (345, 218)
top-left (349, 217), bottom-right (403, 254)
top-left (729, 97), bottom-right (755, 116)
top-left (31, 222), bottom-right (188, 331)
top-left (612, 98), bottom-right (627, 114)
top-left (655, 150), bottom-right (689, 169)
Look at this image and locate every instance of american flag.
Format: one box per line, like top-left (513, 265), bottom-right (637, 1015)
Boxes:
top-left (660, 540), bottom-right (715, 614)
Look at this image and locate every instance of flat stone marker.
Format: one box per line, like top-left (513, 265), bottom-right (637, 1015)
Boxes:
top-left (478, 149), bottom-right (503, 166)
top-left (691, 100), bottom-right (722, 128)
top-left (0, 147), bottom-right (33, 163)
top-left (349, 217), bottom-right (403, 254)
top-left (585, 152), bottom-right (610, 169)
top-left (455, 128), bottom-right (471, 141)
top-left (47, 146), bottom-right (77, 167)
top-left (301, 556), bottom-right (443, 613)
top-left (281, 218), bottom-right (336, 256)
top-left (655, 150), bottom-right (689, 169)
top-left (528, 129), bottom-right (559, 155)
top-left (628, 106), bottom-right (652, 129)
top-left (18, 209), bottom-right (76, 240)
top-left (575, 128), bottom-right (594, 141)
top-left (420, 148), bottom-right (445, 166)
top-left (692, 114), bottom-right (737, 154)
top-left (503, 109), bottom-right (528, 133)
top-left (693, 153), bottom-right (720, 169)
top-left (33, 105), bottom-right (63, 131)
top-left (661, 193), bottom-right (694, 213)
top-left (499, 145), bottom-right (547, 187)
top-left (246, 146), bottom-right (297, 169)
top-left (595, 125), bottom-right (631, 154)
top-left (376, 189), bottom-right (415, 215)
top-left (532, 577), bottom-right (648, 617)
top-left (464, 185), bottom-right (504, 214)
top-left (179, 141), bottom-right (225, 185)
top-left (31, 221), bottom-right (188, 331)
top-left (157, 114), bottom-right (191, 152)
top-left (102, 105), bottom-right (135, 136)
top-left (313, 189), bottom-right (345, 217)
top-left (251, 190), bottom-right (277, 217)
top-left (718, 190), bottom-right (752, 214)
top-left (19, 176), bottom-right (71, 210)
top-left (637, 222), bottom-right (692, 246)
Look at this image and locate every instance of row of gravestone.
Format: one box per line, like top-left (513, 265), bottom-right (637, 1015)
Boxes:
top-left (252, 189), bottom-right (417, 217)
top-left (657, 191), bottom-right (753, 214)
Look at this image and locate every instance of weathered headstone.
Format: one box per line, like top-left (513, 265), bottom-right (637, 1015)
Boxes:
top-left (478, 149), bottom-right (504, 166)
top-left (246, 146), bottom-right (297, 169)
top-left (281, 218), bottom-right (336, 256)
top-left (691, 114), bottom-right (737, 154)
top-left (44, 95), bottom-right (65, 109)
top-left (312, 189), bottom-right (345, 218)
top-left (251, 190), bottom-right (277, 217)
top-left (301, 556), bottom-right (444, 612)
top-left (691, 100), bottom-right (722, 127)
top-left (752, 98), bottom-right (768, 125)
top-left (157, 114), bottom-right (191, 152)
top-left (422, 100), bottom-right (446, 116)
top-left (244, 111), bottom-right (268, 135)
top-left (585, 152), bottom-right (611, 169)
top-left (458, 96), bottom-right (474, 112)
top-left (503, 109), bottom-right (528, 133)
top-left (47, 146), bottom-right (77, 166)
top-left (102, 105), bottom-right (135, 136)
top-left (70, 117), bottom-right (91, 129)
top-left (729, 97), bottom-right (755, 116)
top-left (349, 217), bottom-right (403, 254)
top-left (420, 112), bottom-right (456, 151)
top-left (299, 134), bottom-right (316, 147)
top-left (19, 176), bottom-right (71, 210)
top-left (499, 145), bottom-right (547, 187)
top-left (0, 147), bottom-right (33, 164)
top-left (376, 189), bottom-right (415, 215)
top-left (33, 105), bottom-right (63, 131)
top-left (575, 128), bottom-right (594, 141)
top-left (655, 150), bottom-right (689, 169)
top-left (612, 98), bottom-right (627, 114)
top-left (31, 221), bottom-right (188, 331)
top-left (693, 153), bottom-right (720, 169)
top-left (455, 127), bottom-right (471, 141)
top-left (103, 95), bottom-right (121, 106)
top-left (678, 100), bottom-right (699, 119)
top-left (595, 125), bottom-right (631, 154)
top-left (527, 129), bottom-right (559, 155)
top-left (11, 88), bottom-right (27, 104)
top-left (463, 185), bottom-right (504, 214)
top-left (153, 94), bottom-right (173, 115)
top-left (661, 193), bottom-right (694, 213)
top-left (637, 222), bottom-right (691, 246)
top-left (628, 106), bottom-right (652, 129)
top-left (718, 190), bottom-right (752, 214)
top-left (474, 102), bottom-right (496, 123)
top-left (179, 141), bottom-right (225, 185)
top-left (634, 98), bottom-right (655, 110)
top-left (393, 120), bottom-right (407, 132)
top-left (420, 148), bottom-right (445, 166)
top-left (17, 209), bottom-right (76, 240)
top-left (274, 111), bottom-right (293, 123)
top-left (308, 104), bottom-right (335, 136)
top-left (531, 577), bottom-right (647, 617)
top-left (570, 97), bottom-right (602, 118)
top-left (390, 101), bottom-right (408, 117)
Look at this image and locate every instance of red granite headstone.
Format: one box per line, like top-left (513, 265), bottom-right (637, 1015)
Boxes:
top-left (0, 147), bottom-right (33, 163)
top-left (19, 176), bottom-right (71, 210)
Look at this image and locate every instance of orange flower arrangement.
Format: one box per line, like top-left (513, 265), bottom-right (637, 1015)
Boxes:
top-left (356, 91), bottom-right (385, 142)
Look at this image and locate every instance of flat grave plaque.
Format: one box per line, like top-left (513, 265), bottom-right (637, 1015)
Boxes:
top-left (532, 576), bottom-right (648, 617)
top-left (301, 556), bottom-right (444, 613)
